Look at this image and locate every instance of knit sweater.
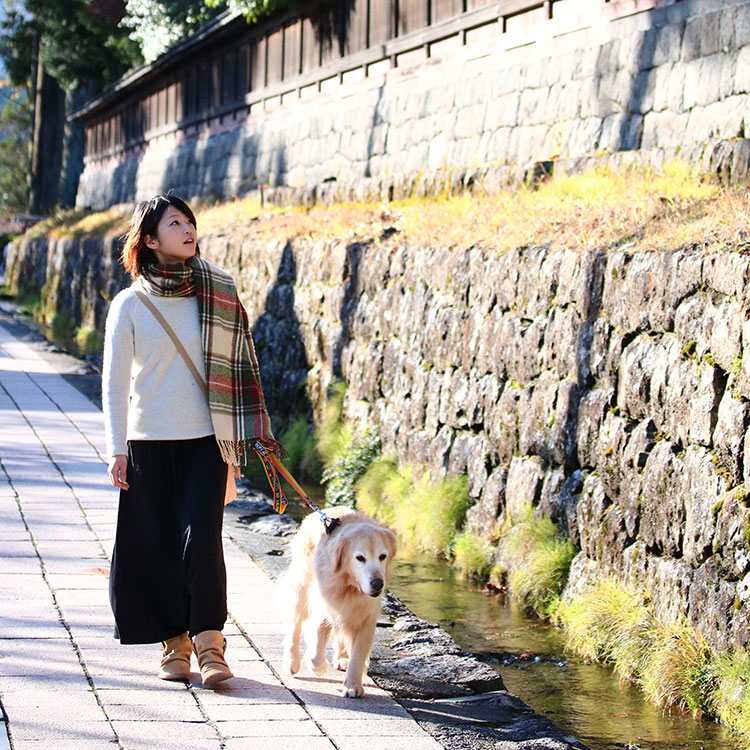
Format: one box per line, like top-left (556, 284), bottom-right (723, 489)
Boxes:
top-left (103, 284), bottom-right (214, 457)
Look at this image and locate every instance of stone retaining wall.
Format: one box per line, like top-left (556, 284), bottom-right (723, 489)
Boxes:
top-left (77, 0), bottom-right (750, 209)
top-left (7, 232), bottom-right (750, 651)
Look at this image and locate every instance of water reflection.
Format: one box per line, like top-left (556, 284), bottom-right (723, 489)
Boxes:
top-left (391, 550), bottom-right (740, 750)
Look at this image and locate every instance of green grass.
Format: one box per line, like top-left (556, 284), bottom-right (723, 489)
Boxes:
top-left (499, 514), bottom-right (576, 618)
top-left (75, 325), bottom-right (103, 356)
top-left (641, 619), bottom-right (715, 714)
top-left (452, 529), bottom-right (495, 578)
top-left (712, 649), bottom-right (750, 734)
top-left (556, 578), bottom-right (653, 681)
top-left (356, 453), bottom-right (401, 525)
top-left (281, 415), bottom-right (322, 482)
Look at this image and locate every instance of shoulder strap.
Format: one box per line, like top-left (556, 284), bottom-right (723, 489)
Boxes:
top-left (133, 289), bottom-right (209, 398)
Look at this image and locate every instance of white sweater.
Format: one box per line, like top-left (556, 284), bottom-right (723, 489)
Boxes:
top-left (102, 284), bottom-right (214, 457)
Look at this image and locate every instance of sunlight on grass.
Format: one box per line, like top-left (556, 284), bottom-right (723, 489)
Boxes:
top-left (23, 161), bottom-right (747, 255)
top-left (192, 161), bottom-right (747, 255)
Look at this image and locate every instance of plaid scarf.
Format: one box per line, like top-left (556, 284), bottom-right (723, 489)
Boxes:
top-left (139, 258), bottom-right (281, 465)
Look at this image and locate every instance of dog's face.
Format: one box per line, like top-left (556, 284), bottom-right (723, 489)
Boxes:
top-left (333, 524), bottom-right (397, 598)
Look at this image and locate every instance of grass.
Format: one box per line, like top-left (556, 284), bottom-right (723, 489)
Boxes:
top-left (280, 415), bottom-right (323, 482)
top-left (24, 206), bottom-right (129, 240)
top-left (20, 161), bottom-right (748, 256)
top-left (186, 161), bottom-right (746, 254)
top-left (499, 514), bottom-right (577, 618)
top-left (712, 649), bottom-right (750, 734)
top-left (452, 529), bottom-right (495, 579)
top-left (640, 619), bottom-right (715, 714)
top-left (75, 325), bottom-right (103, 356)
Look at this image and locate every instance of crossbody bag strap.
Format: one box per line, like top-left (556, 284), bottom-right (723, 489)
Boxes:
top-left (133, 289), bottom-right (209, 399)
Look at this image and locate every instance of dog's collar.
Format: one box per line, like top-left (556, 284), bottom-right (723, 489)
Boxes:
top-left (324, 517), bottom-right (342, 536)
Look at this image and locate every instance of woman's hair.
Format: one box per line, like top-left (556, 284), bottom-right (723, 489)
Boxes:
top-left (120, 194), bottom-right (199, 279)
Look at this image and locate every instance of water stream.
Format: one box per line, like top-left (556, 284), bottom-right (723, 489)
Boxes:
top-left (390, 548), bottom-right (740, 750)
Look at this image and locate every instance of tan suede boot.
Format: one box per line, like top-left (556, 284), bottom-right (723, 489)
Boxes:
top-left (158, 632), bottom-right (192, 681)
top-left (193, 630), bottom-right (233, 685)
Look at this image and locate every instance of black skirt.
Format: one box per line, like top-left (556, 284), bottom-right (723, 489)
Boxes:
top-left (109, 435), bottom-right (228, 644)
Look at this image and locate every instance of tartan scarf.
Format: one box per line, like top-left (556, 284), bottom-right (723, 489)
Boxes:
top-left (139, 258), bottom-right (281, 466)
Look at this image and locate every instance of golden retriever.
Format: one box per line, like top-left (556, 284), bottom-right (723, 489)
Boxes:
top-left (278, 507), bottom-right (397, 698)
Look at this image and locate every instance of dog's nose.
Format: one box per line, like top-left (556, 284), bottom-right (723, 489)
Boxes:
top-left (370, 577), bottom-right (384, 595)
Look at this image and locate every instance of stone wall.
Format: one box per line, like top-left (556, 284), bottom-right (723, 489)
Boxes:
top-left (76, 0), bottom-right (750, 210)
top-left (6, 231), bottom-right (750, 651)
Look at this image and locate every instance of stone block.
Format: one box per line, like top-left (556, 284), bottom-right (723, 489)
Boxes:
top-left (617, 335), bottom-right (659, 423)
top-left (486, 381), bottom-right (520, 466)
top-left (576, 387), bottom-right (614, 470)
top-left (712, 383), bottom-right (749, 485)
top-left (667, 61), bottom-right (687, 112)
top-left (594, 412), bottom-right (630, 499)
top-left (689, 558), bottom-right (735, 651)
top-left (517, 87), bottom-right (548, 126)
top-left (646, 556), bottom-right (693, 625)
top-left (713, 488), bottom-right (750, 581)
top-left (689, 361), bottom-right (725, 447)
top-left (504, 455), bottom-right (545, 524)
top-left (710, 300), bottom-right (743, 373)
top-left (517, 372), bottom-right (558, 463)
top-left (683, 445), bottom-right (731, 567)
top-left (576, 473), bottom-right (609, 561)
top-left (466, 467), bottom-right (507, 538)
top-left (638, 440), bottom-right (685, 557)
top-left (483, 92), bottom-right (520, 130)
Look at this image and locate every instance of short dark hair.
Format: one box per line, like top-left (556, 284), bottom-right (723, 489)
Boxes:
top-left (121, 194), bottom-right (199, 279)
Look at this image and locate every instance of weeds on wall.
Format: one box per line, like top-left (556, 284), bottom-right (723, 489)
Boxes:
top-left (498, 514), bottom-right (576, 618)
top-left (556, 576), bottom-right (750, 738)
top-left (281, 415), bottom-right (323, 482)
top-left (452, 529), bottom-right (495, 579)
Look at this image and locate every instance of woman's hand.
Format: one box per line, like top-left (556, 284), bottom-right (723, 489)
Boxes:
top-left (108, 454), bottom-right (130, 490)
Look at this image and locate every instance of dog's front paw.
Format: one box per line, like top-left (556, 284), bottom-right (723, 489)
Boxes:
top-left (341, 682), bottom-right (365, 698)
top-left (282, 651), bottom-right (301, 675)
top-left (306, 656), bottom-right (329, 676)
top-left (334, 656), bottom-right (349, 672)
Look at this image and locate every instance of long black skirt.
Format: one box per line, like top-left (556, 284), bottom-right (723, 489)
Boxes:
top-left (109, 435), bottom-right (228, 644)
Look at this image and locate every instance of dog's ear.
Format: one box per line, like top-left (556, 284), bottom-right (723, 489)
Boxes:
top-left (332, 534), bottom-right (349, 573)
top-left (382, 527), bottom-right (397, 558)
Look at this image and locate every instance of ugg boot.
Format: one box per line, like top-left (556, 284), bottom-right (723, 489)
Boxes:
top-left (158, 632), bottom-right (192, 681)
top-left (193, 630), bottom-right (233, 685)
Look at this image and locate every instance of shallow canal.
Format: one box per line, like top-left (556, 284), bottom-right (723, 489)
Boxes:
top-left (390, 549), bottom-right (740, 750)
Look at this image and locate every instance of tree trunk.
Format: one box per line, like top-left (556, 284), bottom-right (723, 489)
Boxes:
top-left (28, 58), bottom-right (65, 215)
top-left (58, 85), bottom-right (94, 209)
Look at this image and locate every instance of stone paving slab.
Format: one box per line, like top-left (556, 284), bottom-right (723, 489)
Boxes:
top-left (0, 319), bottom-right (445, 749)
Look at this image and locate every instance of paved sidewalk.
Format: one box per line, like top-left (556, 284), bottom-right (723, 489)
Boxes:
top-left (0, 320), bottom-right (444, 750)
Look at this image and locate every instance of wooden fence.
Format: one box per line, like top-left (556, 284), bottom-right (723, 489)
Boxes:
top-left (79, 0), bottom-right (679, 162)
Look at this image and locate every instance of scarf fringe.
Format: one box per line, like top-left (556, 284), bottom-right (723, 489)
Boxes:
top-left (218, 438), bottom-right (287, 466)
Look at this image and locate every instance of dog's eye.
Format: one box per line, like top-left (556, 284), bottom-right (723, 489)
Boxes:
top-left (379, 554), bottom-right (387, 561)
top-left (356, 555), bottom-right (366, 563)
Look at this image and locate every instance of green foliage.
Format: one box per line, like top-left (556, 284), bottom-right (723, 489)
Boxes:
top-left (75, 326), bottom-right (103, 356)
top-left (315, 380), bottom-right (347, 466)
top-left (641, 619), bottom-right (716, 715)
top-left (1, 2), bottom-right (141, 90)
top-left (356, 453), bottom-right (400, 525)
top-left (712, 649), bottom-right (750, 734)
top-left (408, 472), bottom-right (469, 555)
top-left (0, 89), bottom-right (30, 212)
top-left (50, 313), bottom-right (75, 346)
top-left (452, 529), bottom-right (494, 579)
top-left (500, 514), bottom-right (576, 618)
top-left (204, 0), bottom-right (296, 23)
top-left (322, 421), bottom-right (381, 508)
top-left (16, 290), bottom-right (42, 319)
top-left (123, 0), bottom-right (217, 63)
top-left (281, 415), bottom-right (322, 482)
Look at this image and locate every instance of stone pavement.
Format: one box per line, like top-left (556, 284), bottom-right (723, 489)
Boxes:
top-left (0, 319), bottom-right (445, 750)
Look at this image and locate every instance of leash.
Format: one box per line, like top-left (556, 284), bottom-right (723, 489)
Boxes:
top-left (252, 441), bottom-right (341, 535)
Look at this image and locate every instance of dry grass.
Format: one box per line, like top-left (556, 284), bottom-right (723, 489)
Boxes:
top-left (24, 161), bottom-right (749, 253)
top-left (194, 162), bottom-right (750, 253)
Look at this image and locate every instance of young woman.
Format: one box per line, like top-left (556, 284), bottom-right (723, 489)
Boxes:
top-left (103, 194), bottom-right (280, 685)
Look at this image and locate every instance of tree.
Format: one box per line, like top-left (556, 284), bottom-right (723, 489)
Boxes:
top-left (123, 0), bottom-right (296, 63)
top-left (0, 86), bottom-right (31, 212)
top-left (0, 1), bottom-right (142, 212)
top-left (122, 0), bottom-right (215, 63)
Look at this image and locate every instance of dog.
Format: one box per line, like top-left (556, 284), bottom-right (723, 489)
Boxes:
top-left (278, 506), bottom-right (397, 698)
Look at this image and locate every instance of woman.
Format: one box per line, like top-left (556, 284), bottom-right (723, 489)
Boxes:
top-left (103, 194), bottom-right (280, 685)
